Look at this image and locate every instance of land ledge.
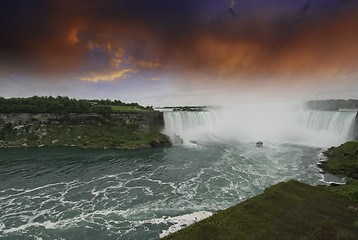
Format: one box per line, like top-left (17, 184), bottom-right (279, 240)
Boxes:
top-left (163, 180), bottom-right (358, 240)
top-left (0, 112), bottom-right (171, 149)
top-left (319, 141), bottom-right (358, 179)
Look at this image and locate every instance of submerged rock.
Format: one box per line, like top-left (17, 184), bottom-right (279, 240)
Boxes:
top-left (173, 133), bottom-right (184, 145)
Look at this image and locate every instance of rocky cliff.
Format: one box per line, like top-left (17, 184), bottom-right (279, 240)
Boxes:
top-left (0, 112), bottom-right (170, 149)
top-left (0, 112), bottom-right (163, 133)
top-left (354, 112), bottom-right (358, 140)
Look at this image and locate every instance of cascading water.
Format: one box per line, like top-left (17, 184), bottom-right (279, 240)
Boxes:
top-left (299, 111), bottom-right (355, 134)
top-left (163, 103), bottom-right (357, 148)
top-left (163, 110), bottom-right (221, 144)
top-left (297, 110), bottom-right (356, 146)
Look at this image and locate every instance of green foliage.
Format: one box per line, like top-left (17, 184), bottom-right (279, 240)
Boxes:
top-left (0, 123), bottom-right (13, 140)
top-left (320, 141), bottom-right (358, 179)
top-left (90, 99), bottom-right (153, 111)
top-left (0, 96), bottom-right (153, 114)
top-left (163, 181), bottom-right (358, 240)
top-left (306, 99), bottom-right (358, 111)
top-left (0, 123), bottom-right (170, 149)
top-left (319, 179), bottom-right (358, 205)
top-left (107, 105), bottom-right (144, 113)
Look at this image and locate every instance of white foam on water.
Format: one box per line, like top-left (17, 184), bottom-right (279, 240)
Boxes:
top-left (157, 211), bottom-right (213, 238)
top-left (0, 133), bottom-right (351, 239)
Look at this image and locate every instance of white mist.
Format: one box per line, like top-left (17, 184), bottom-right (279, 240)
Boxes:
top-left (163, 103), bottom-right (356, 148)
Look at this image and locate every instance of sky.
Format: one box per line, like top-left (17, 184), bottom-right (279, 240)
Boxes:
top-left (0, 0), bottom-right (358, 106)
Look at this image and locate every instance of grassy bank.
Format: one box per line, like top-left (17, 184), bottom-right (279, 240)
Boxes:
top-left (0, 123), bottom-right (170, 149)
top-left (320, 141), bottom-right (358, 178)
top-left (317, 141), bottom-right (358, 205)
top-left (319, 179), bottom-right (358, 205)
top-left (0, 96), bottom-right (171, 149)
top-left (107, 105), bottom-right (146, 113)
top-left (162, 180), bottom-right (358, 240)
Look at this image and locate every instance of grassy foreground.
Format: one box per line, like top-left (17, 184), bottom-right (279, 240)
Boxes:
top-left (162, 180), bottom-right (358, 240)
top-left (163, 142), bottom-right (358, 239)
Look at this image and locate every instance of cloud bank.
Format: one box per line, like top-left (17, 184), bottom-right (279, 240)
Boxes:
top-left (0, 0), bottom-right (357, 104)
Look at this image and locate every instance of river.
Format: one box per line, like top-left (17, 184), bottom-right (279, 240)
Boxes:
top-left (0, 104), bottom-right (355, 239)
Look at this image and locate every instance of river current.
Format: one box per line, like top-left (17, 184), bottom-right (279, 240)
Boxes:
top-left (0, 106), bottom-right (355, 239)
top-left (0, 143), bottom-right (345, 239)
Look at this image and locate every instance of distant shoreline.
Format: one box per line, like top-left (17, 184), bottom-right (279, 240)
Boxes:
top-left (0, 112), bottom-right (171, 150)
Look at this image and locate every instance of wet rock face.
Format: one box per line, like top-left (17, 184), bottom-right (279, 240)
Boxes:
top-left (354, 112), bottom-right (358, 140)
top-left (0, 113), bottom-right (105, 125)
top-left (110, 112), bottom-right (164, 134)
top-left (0, 112), bottom-right (169, 149)
top-left (0, 112), bottom-right (165, 134)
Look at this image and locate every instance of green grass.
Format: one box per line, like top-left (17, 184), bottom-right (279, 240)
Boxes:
top-left (162, 180), bottom-right (358, 240)
top-left (319, 179), bottom-right (358, 205)
top-left (99, 105), bottom-right (146, 113)
top-left (320, 141), bottom-right (358, 178)
top-left (316, 141), bottom-right (358, 205)
top-left (109, 105), bottom-right (142, 112)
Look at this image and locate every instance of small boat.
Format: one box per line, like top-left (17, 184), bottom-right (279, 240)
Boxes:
top-left (256, 141), bottom-right (263, 147)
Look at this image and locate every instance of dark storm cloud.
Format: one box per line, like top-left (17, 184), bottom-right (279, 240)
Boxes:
top-left (295, 1), bottom-right (312, 21)
top-left (0, 0), bottom-right (358, 83)
top-left (0, 0), bottom-right (208, 79)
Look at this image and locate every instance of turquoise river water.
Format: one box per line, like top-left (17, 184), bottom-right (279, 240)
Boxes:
top-left (0, 107), bottom-right (355, 239)
top-left (0, 143), bottom-right (345, 239)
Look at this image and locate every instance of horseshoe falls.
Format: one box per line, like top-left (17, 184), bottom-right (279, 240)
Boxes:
top-left (163, 104), bottom-right (356, 148)
top-left (1, 103), bottom-right (356, 239)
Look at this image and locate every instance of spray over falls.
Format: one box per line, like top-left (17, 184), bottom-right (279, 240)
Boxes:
top-left (163, 103), bottom-right (356, 148)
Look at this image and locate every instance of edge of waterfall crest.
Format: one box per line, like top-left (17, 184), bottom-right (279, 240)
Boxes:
top-left (163, 104), bottom-right (357, 148)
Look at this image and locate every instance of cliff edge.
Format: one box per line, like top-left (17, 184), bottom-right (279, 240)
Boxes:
top-left (162, 180), bottom-right (358, 240)
top-left (0, 112), bottom-right (171, 149)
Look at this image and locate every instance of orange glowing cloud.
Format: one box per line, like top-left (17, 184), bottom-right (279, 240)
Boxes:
top-left (76, 69), bottom-right (138, 83)
top-left (137, 60), bottom-right (161, 69)
top-left (162, 5), bottom-right (358, 85)
top-left (1, 0), bottom-right (358, 88)
top-left (67, 28), bottom-right (79, 45)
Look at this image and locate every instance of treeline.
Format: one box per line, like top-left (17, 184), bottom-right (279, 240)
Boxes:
top-left (0, 96), bottom-right (153, 114)
top-left (305, 99), bottom-right (358, 111)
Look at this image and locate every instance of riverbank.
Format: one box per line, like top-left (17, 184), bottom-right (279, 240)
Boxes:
top-left (318, 141), bottom-right (358, 204)
top-left (162, 142), bottom-right (358, 239)
top-left (319, 141), bottom-right (358, 179)
top-left (162, 180), bottom-right (358, 239)
top-left (0, 112), bottom-right (171, 149)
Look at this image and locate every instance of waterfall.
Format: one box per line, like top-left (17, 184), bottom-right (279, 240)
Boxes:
top-left (299, 111), bottom-right (356, 139)
top-left (163, 110), bottom-right (221, 144)
top-left (163, 104), bottom-right (356, 148)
